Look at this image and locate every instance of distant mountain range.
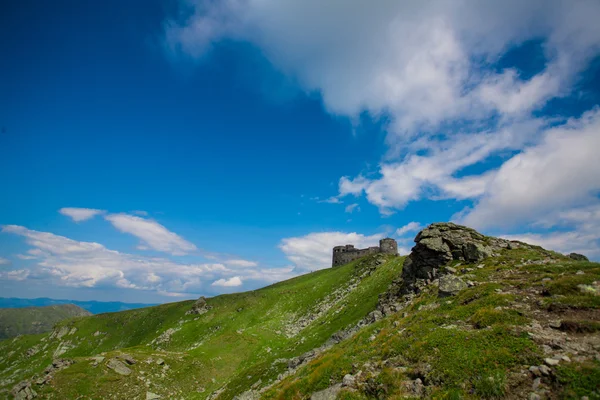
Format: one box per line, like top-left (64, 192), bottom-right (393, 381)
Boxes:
top-left (0, 297), bottom-right (156, 315)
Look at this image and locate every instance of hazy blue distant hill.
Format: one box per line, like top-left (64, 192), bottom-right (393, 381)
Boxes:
top-left (0, 297), bottom-right (156, 315)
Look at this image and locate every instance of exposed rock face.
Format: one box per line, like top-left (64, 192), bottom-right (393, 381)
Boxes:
top-left (400, 223), bottom-right (513, 294)
top-left (569, 252), bottom-right (589, 261)
top-left (186, 296), bottom-right (212, 315)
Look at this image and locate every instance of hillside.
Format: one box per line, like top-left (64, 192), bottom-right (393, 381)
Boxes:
top-left (0, 305), bottom-right (91, 340)
top-left (1, 223), bottom-right (599, 400)
top-left (0, 298), bottom-right (156, 315)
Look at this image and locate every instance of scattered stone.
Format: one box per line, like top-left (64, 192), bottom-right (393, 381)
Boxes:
top-left (576, 270), bottom-right (585, 275)
top-left (12, 380), bottom-right (37, 400)
top-left (445, 266), bottom-right (457, 274)
top-left (146, 392), bottom-right (161, 400)
top-left (532, 377), bottom-right (541, 390)
top-left (119, 354), bottom-right (136, 365)
top-left (342, 374), bottom-right (356, 388)
top-left (548, 320), bottom-right (562, 329)
top-left (529, 366), bottom-right (541, 377)
top-left (401, 378), bottom-right (424, 397)
top-left (476, 264), bottom-right (484, 269)
top-left (545, 358), bottom-right (559, 366)
top-left (106, 359), bottom-right (132, 376)
top-left (438, 275), bottom-right (468, 297)
top-left (90, 356), bottom-right (105, 366)
top-left (310, 383), bottom-right (342, 400)
top-left (529, 393), bottom-right (541, 400)
top-left (539, 365), bottom-right (551, 376)
top-left (561, 356), bottom-right (571, 363)
top-left (577, 282), bottom-right (600, 296)
top-left (568, 253), bottom-right (589, 261)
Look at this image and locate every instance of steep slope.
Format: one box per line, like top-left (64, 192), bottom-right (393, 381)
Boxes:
top-left (0, 304), bottom-right (91, 340)
top-left (263, 228), bottom-right (600, 399)
top-left (0, 253), bottom-right (403, 399)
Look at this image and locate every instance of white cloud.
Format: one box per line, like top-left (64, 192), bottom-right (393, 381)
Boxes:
top-left (0, 269), bottom-right (29, 281)
top-left (1, 224), bottom-right (226, 295)
top-left (396, 222), bottom-right (422, 237)
top-left (344, 203), bottom-right (360, 213)
top-left (211, 276), bottom-right (242, 287)
top-left (132, 210), bottom-right (149, 216)
top-left (105, 214), bottom-right (197, 256)
top-left (59, 207), bottom-right (105, 222)
top-left (279, 231), bottom-right (383, 271)
top-left (165, 0), bottom-right (600, 251)
top-left (460, 110), bottom-right (600, 229)
top-left (225, 259), bottom-right (258, 268)
top-left (0, 257), bottom-right (10, 265)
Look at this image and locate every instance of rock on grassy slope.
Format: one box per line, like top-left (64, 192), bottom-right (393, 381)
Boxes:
top-left (0, 304), bottom-right (91, 340)
top-left (2, 223), bottom-right (599, 400)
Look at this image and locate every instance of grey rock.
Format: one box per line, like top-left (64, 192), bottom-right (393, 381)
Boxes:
top-left (438, 275), bottom-right (468, 297)
top-left (186, 296), bottom-right (212, 315)
top-left (400, 223), bottom-right (501, 294)
top-left (146, 392), bottom-right (161, 400)
top-left (529, 366), bottom-right (541, 377)
top-left (463, 242), bottom-right (492, 262)
top-left (544, 358), bottom-right (559, 366)
top-left (529, 394), bottom-right (541, 400)
top-left (12, 380), bottom-right (37, 400)
top-left (310, 383), bottom-right (342, 400)
top-left (532, 377), bottom-right (541, 390)
top-left (119, 354), bottom-right (136, 365)
top-left (342, 374), bottom-right (356, 388)
top-left (539, 365), bottom-right (551, 376)
top-left (445, 267), bottom-right (457, 274)
top-left (106, 358), bottom-right (132, 376)
top-left (568, 253), bottom-right (589, 261)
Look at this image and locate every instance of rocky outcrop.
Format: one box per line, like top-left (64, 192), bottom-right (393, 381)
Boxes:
top-left (106, 358), bottom-right (132, 375)
top-left (400, 223), bottom-right (515, 294)
top-left (569, 253), bottom-right (589, 261)
top-left (186, 296), bottom-right (212, 315)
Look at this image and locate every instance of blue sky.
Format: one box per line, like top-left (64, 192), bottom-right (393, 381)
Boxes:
top-left (1, 0), bottom-right (599, 303)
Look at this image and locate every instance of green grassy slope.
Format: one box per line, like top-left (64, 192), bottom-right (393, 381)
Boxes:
top-left (0, 304), bottom-right (91, 339)
top-left (263, 248), bottom-right (600, 400)
top-left (0, 254), bottom-right (403, 399)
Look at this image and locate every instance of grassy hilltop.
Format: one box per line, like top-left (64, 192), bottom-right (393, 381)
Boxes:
top-left (1, 227), bottom-right (599, 399)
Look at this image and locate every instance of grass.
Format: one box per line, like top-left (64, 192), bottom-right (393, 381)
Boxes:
top-left (0, 254), bottom-right (403, 399)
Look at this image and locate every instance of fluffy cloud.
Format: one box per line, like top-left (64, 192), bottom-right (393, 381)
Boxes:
top-left (396, 222), bottom-right (422, 237)
top-left (0, 257), bottom-right (10, 265)
top-left (59, 207), bottom-right (105, 222)
top-left (165, 1), bottom-right (600, 248)
top-left (459, 110), bottom-right (600, 229)
top-left (104, 214), bottom-right (197, 256)
top-left (344, 203), bottom-right (360, 214)
top-left (279, 231), bottom-right (383, 271)
top-left (211, 276), bottom-right (242, 287)
top-left (1, 225), bottom-right (303, 296)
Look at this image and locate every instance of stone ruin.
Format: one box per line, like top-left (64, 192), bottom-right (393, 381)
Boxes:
top-left (332, 238), bottom-right (398, 267)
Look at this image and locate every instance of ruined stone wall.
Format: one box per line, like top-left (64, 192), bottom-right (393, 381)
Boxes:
top-left (332, 246), bottom-right (380, 267)
top-left (332, 238), bottom-right (398, 267)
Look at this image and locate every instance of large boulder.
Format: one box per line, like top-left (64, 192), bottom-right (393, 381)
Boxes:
top-left (401, 223), bottom-right (507, 294)
top-left (438, 275), bottom-right (468, 297)
top-left (186, 296), bottom-right (212, 315)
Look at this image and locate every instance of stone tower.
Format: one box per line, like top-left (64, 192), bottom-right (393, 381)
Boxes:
top-left (379, 238), bottom-right (398, 255)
